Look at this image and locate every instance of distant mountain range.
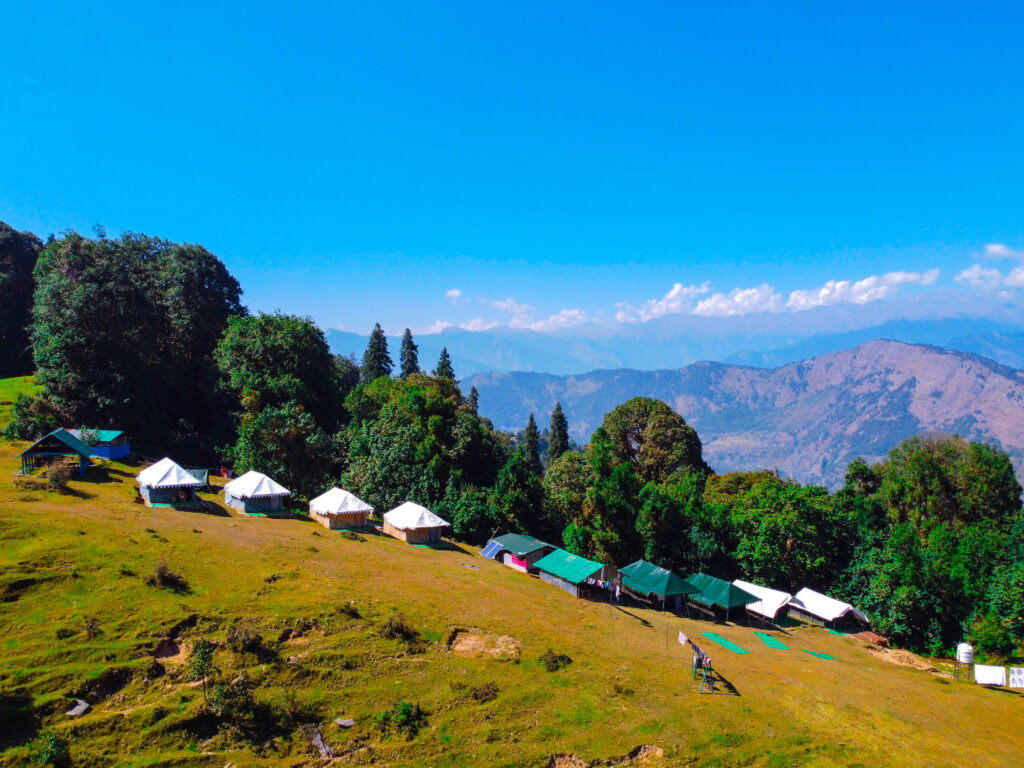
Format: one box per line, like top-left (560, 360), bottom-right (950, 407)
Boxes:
top-left (328, 306), bottom-right (1024, 377)
top-left (464, 341), bottom-right (1024, 489)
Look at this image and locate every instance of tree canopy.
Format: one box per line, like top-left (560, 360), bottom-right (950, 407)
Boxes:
top-left (27, 230), bottom-right (243, 460)
top-left (361, 323), bottom-right (393, 383)
top-left (0, 221), bottom-right (42, 378)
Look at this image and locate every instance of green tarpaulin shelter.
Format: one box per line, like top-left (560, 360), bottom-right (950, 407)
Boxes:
top-left (619, 559), bottom-right (699, 599)
top-left (686, 572), bottom-right (759, 621)
top-left (17, 428), bottom-right (95, 476)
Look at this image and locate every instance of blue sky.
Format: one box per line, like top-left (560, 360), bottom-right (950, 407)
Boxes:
top-left (3, 2), bottom-right (1023, 336)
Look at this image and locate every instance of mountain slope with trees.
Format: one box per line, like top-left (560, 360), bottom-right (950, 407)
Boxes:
top-left (467, 340), bottom-right (1024, 488)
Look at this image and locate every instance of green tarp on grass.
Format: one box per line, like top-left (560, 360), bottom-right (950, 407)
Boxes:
top-left (754, 631), bottom-right (789, 649)
top-left (804, 650), bottom-right (840, 660)
top-left (701, 632), bottom-right (750, 654)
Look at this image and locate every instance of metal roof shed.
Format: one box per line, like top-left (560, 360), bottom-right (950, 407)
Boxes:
top-left (533, 548), bottom-right (605, 598)
top-left (487, 533), bottom-right (555, 573)
top-left (17, 429), bottom-right (95, 476)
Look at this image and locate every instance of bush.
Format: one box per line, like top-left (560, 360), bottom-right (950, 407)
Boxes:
top-left (209, 673), bottom-right (257, 721)
top-left (225, 624), bottom-right (263, 655)
top-left (539, 650), bottom-right (572, 672)
top-left (971, 614), bottom-right (1014, 659)
top-left (374, 700), bottom-right (427, 739)
top-left (379, 613), bottom-right (422, 648)
top-left (470, 682), bottom-right (499, 703)
top-left (340, 530), bottom-right (366, 542)
top-left (54, 628), bottom-right (73, 641)
top-left (186, 640), bottom-right (215, 684)
top-left (45, 463), bottom-right (72, 492)
top-left (27, 727), bottom-right (70, 767)
top-left (2, 395), bottom-right (60, 441)
top-left (336, 601), bottom-right (361, 619)
top-left (144, 562), bottom-right (189, 593)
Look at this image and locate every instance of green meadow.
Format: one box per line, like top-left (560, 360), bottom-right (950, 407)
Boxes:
top-left (0, 396), bottom-right (1021, 766)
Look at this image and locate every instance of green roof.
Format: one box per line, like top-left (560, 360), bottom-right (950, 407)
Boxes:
top-left (533, 548), bottom-right (603, 583)
top-left (17, 428), bottom-right (95, 459)
top-left (686, 572), bottom-right (759, 609)
top-left (67, 428), bottom-right (124, 443)
top-left (620, 559), bottom-right (698, 598)
top-left (490, 533), bottom-right (551, 557)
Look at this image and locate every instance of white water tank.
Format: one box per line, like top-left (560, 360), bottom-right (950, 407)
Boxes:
top-left (956, 642), bottom-right (974, 664)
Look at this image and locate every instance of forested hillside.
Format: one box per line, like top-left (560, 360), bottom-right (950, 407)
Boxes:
top-left (3, 224), bottom-right (1024, 660)
top-left (467, 340), bottom-right (1024, 488)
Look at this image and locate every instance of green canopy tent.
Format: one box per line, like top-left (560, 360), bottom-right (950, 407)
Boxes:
top-left (686, 572), bottom-right (759, 622)
top-left (619, 559), bottom-right (699, 613)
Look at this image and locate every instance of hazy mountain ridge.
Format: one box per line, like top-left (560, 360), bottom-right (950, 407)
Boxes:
top-left (466, 340), bottom-right (1024, 488)
top-left (328, 311), bottom-right (1024, 377)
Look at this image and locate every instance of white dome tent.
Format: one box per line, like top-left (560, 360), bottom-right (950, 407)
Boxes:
top-left (137, 457), bottom-right (202, 507)
top-left (224, 470), bottom-right (291, 516)
top-left (382, 501), bottom-right (450, 544)
top-left (309, 487), bottom-right (373, 530)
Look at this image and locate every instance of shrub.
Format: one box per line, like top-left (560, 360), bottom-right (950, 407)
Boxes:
top-left (27, 727), bottom-right (70, 767)
top-left (374, 700), bottom-right (427, 739)
top-left (226, 624), bottom-right (263, 655)
top-left (971, 613), bottom-right (1013, 659)
top-left (340, 530), bottom-right (366, 542)
top-left (539, 650), bottom-right (572, 672)
top-left (379, 614), bottom-right (421, 646)
top-left (336, 601), bottom-right (361, 619)
top-left (208, 673), bottom-right (257, 721)
top-left (84, 617), bottom-right (100, 639)
top-left (45, 463), bottom-right (72, 492)
top-left (54, 628), bottom-right (73, 641)
top-left (144, 562), bottom-right (189, 593)
top-left (470, 682), bottom-right (499, 703)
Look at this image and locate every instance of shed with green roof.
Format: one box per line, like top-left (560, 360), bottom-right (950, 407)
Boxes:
top-left (16, 429), bottom-right (96, 476)
top-left (533, 548), bottom-right (607, 599)
top-left (487, 533), bottom-right (555, 573)
top-left (67, 428), bottom-right (131, 459)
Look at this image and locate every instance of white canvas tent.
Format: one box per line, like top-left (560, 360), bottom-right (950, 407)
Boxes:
top-left (382, 501), bottom-right (449, 543)
top-left (732, 579), bottom-right (793, 621)
top-left (309, 487), bottom-right (373, 530)
top-left (224, 470), bottom-right (291, 514)
top-left (789, 587), bottom-right (869, 629)
top-left (137, 457), bottom-right (201, 507)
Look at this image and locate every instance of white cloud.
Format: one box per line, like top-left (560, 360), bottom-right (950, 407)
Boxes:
top-left (419, 320), bottom-right (453, 334)
top-left (526, 309), bottom-right (588, 332)
top-left (785, 269), bottom-right (939, 311)
top-left (694, 284), bottom-right (783, 317)
top-left (445, 288), bottom-right (464, 304)
top-left (956, 264), bottom-right (1003, 289)
top-left (493, 297), bottom-right (534, 314)
top-left (982, 243), bottom-right (1024, 260)
top-left (459, 318), bottom-right (498, 331)
top-left (616, 281), bottom-right (711, 322)
top-left (1006, 266), bottom-right (1024, 288)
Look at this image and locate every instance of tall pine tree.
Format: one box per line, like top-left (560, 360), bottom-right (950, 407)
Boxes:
top-left (399, 328), bottom-right (420, 377)
top-left (361, 323), bottom-right (393, 383)
top-left (523, 413), bottom-right (543, 477)
top-left (435, 347), bottom-right (455, 379)
top-left (466, 386), bottom-right (479, 415)
top-left (548, 402), bottom-right (569, 461)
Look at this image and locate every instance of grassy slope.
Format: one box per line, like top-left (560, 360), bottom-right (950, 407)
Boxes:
top-left (0, 386), bottom-right (1021, 766)
top-left (0, 376), bottom-right (38, 425)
